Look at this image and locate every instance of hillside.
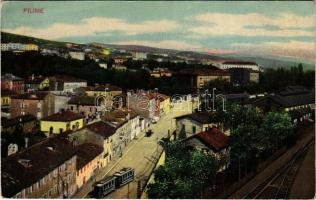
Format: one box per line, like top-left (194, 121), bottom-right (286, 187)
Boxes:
top-left (2, 32), bottom-right (314, 70)
top-left (1, 32), bottom-right (67, 47)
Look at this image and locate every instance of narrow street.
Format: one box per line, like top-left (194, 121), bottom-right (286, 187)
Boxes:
top-left (73, 101), bottom-right (194, 198)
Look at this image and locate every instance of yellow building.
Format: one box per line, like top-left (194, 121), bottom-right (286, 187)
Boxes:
top-left (102, 48), bottom-right (110, 56)
top-left (75, 143), bottom-right (103, 190)
top-left (83, 84), bottom-right (122, 97)
top-left (1, 89), bottom-right (16, 107)
top-left (25, 44), bottom-right (39, 51)
top-left (158, 93), bottom-right (171, 115)
top-left (40, 110), bottom-right (84, 137)
top-left (25, 75), bottom-right (50, 91)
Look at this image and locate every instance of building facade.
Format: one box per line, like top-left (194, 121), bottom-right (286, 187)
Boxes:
top-left (10, 92), bottom-right (55, 119)
top-left (40, 110), bottom-right (84, 136)
top-left (1, 137), bottom-right (77, 198)
top-left (1, 73), bottom-right (25, 93)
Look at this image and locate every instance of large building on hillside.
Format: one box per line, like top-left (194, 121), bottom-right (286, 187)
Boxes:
top-left (220, 61), bottom-right (260, 84)
top-left (220, 61), bottom-right (259, 71)
top-left (176, 68), bottom-right (231, 93)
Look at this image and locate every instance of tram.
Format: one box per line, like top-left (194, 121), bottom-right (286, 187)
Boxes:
top-left (114, 167), bottom-right (135, 187)
top-left (93, 167), bottom-right (135, 198)
top-left (93, 176), bottom-right (116, 198)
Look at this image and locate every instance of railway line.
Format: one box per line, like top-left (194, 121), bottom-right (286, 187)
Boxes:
top-left (243, 140), bottom-right (314, 199)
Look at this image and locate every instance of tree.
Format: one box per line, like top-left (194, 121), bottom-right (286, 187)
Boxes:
top-left (257, 112), bottom-right (294, 156)
top-left (147, 141), bottom-right (217, 199)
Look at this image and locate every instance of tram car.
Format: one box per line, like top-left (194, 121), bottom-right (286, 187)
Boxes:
top-left (93, 176), bottom-right (117, 198)
top-left (113, 167), bottom-right (135, 187)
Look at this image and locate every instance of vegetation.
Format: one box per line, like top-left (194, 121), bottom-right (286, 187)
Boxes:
top-left (147, 141), bottom-right (217, 198)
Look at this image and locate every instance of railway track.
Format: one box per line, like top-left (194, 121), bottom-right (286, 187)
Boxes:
top-left (243, 140), bottom-right (314, 199)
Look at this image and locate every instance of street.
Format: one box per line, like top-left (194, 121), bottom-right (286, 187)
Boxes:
top-left (73, 100), bottom-right (194, 198)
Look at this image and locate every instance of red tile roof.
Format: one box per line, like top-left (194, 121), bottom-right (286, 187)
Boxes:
top-left (86, 121), bottom-right (116, 139)
top-left (75, 143), bottom-right (103, 170)
top-left (41, 110), bottom-right (84, 122)
top-left (11, 92), bottom-right (49, 100)
top-left (187, 128), bottom-right (229, 151)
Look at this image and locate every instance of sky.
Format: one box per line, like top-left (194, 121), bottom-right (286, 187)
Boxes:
top-left (1, 1), bottom-right (315, 61)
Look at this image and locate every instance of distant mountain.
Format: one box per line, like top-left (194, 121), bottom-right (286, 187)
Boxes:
top-left (1, 32), bottom-right (66, 47)
top-left (2, 32), bottom-right (314, 70)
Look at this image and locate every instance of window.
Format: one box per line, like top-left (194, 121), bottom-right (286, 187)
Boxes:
top-left (192, 126), bottom-right (196, 134)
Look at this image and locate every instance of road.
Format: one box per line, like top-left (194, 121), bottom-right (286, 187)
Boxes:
top-left (73, 101), bottom-right (194, 198)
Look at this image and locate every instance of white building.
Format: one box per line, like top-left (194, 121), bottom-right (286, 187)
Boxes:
top-left (1, 43), bottom-right (10, 51)
top-left (220, 61), bottom-right (259, 71)
top-left (99, 63), bottom-right (108, 69)
top-left (69, 51), bottom-right (85, 60)
top-left (133, 52), bottom-right (147, 60)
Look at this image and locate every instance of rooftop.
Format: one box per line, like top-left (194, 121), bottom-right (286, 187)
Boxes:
top-left (11, 92), bottom-right (50, 100)
top-left (1, 137), bottom-right (77, 197)
top-left (277, 86), bottom-right (311, 96)
top-left (1, 114), bottom-right (37, 128)
top-left (41, 110), bottom-right (84, 122)
top-left (24, 76), bottom-right (47, 84)
top-left (75, 143), bottom-right (103, 170)
top-left (176, 112), bottom-right (220, 124)
top-left (186, 128), bottom-right (229, 151)
top-left (1, 73), bottom-right (23, 81)
top-left (86, 121), bottom-right (116, 139)
top-left (68, 95), bottom-right (96, 106)
top-left (82, 84), bottom-right (122, 92)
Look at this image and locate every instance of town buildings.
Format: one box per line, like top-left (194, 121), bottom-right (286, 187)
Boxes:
top-left (1, 114), bottom-right (37, 134)
top-left (49, 75), bottom-right (87, 93)
top-left (75, 143), bottom-right (103, 190)
top-left (1, 73), bottom-right (24, 93)
top-left (251, 86), bottom-right (315, 124)
top-left (131, 52), bottom-right (147, 60)
top-left (69, 51), bottom-right (85, 60)
top-left (68, 95), bottom-right (101, 121)
top-left (127, 91), bottom-right (157, 121)
top-left (176, 112), bottom-right (224, 138)
top-left (176, 68), bottom-right (230, 93)
top-left (220, 61), bottom-right (259, 71)
top-left (150, 68), bottom-right (172, 78)
top-left (40, 110), bottom-right (84, 136)
top-left (24, 75), bottom-right (50, 92)
top-left (1, 137), bottom-right (77, 198)
top-left (0, 43), bottom-right (39, 52)
top-left (10, 92), bottom-right (55, 119)
top-left (185, 128), bottom-right (230, 171)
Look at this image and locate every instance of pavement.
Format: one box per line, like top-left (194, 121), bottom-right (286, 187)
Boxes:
top-left (73, 101), bottom-right (193, 198)
top-left (289, 142), bottom-right (315, 199)
top-left (228, 123), bottom-right (315, 199)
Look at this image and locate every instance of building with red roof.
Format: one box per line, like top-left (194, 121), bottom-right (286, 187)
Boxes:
top-left (185, 128), bottom-right (230, 171)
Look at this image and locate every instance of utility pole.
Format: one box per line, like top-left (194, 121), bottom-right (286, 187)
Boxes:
top-left (127, 181), bottom-right (130, 198)
top-left (136, 180), bottom-right (141, 198)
